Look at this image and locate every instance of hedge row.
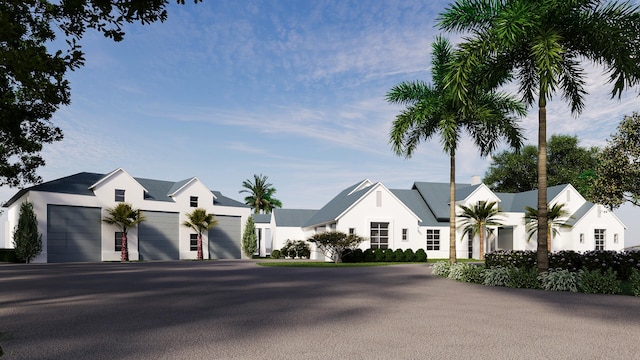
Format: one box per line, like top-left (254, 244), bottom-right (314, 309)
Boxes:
top-left (342, 248), bottom-right (428, 263)
top-left (0, 249), bottom-right (19, 263)
top-left (485, 250), bottom-right (640, 281)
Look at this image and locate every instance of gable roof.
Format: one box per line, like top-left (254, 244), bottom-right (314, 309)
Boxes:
top-left (252, 213), bottom-right (272, 224)
top-left (275, 209), bottom-right (318, 227)
top-left (390, 189), bottom-right (443, 226)
top-left (3, 171), bottom-right (245, 208)
top-left (412, 182), bottom-right (481, 222)
top-left (496, 184), bottom-right (567, 212)
top-left (303, 180), bottom-right (371, 227)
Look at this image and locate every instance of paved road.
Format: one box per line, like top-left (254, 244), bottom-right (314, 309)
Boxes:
top-left (1, 261), bottom-right (639, 359)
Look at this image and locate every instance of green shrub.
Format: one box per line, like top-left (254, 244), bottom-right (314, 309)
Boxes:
top-left (507, 267), bottom-right (540, 289)
top-left (363, 249), bottom-right (375, 262)
top-left (485, 250), bottom-right (536, 270)
top-left (270, 249), bottom-right (281, 259)
top-left (448, 263), bottom-right (484, 283)
top-left (393, 249), bottom-right (405, 262)
top-left (628, 268), bottom-right (640, 296)
top-left (373, 248), bottom-right (385, 262)
top-left (432, 261), bottom-right (451, 277)
top-left (538, 269), bottom-right (579, 292)
top-left (404, 249), bottom-right (416, 262)
top-left (579, 268), bottom-right (621, 294)
top-left (383, 248), bottom-right (395, 262)
top-left (483, 267), bottom-right (511, 287)
top-left (0, 249), bottom-right (19, 263)
top-left (549, 250), bottom-right (582, 272)
top-left (414, 249), bottom-right (427, 262)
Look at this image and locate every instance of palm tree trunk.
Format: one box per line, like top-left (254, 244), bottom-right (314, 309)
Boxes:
top-left (197, 233), bottom-right (203, 260)
top-left (121, 232), bottom-right (129, 262)
top-left (449, 154), bottom-right (457, 263)
top-left (537, 96), bottom-right (549, 273)
top-left (479, 225), bottom-right (485, 260)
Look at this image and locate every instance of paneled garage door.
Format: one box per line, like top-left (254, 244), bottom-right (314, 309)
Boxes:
top-left (47, 205), bottom-right (102, 263)
top-left (138, 211), bottom-right (179, 261)
top-left (209, 215), bottom-right (241, 259)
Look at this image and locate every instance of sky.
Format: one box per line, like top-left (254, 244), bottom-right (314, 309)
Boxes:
top-left (2, 0), bottom-right (640, 245)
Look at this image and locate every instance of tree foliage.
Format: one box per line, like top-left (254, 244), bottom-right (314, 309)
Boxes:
top-left (439, 0), bottom-right (640, 273)
top-left (308, 231), bottom-right (365, 264)
top-left (242, 216), bottom-right (258, 258)
top-left (103, 203), bottom-right (145, 262)
top-left (387, 36), bottom-right (524, 264)
top-left (483, 135), bottom-right (600, 194)
top-left (12, 201), bottom-right (42, 263)
top-left (1, 0), bottom-right (200, 187)
top-left (182, 208), bottom-right (217, 260)
top-left (591, 113), bottom-right (640, 209)
top-left (524, 203), bottom-right (572, 251)
top-left (458, 201), bottom-right (503, 260)
top-left (240, 174), bottom-right (282, 214)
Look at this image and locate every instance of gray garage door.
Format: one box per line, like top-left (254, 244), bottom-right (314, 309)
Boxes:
top-left (47, 205), bottom-right (102, 263)
top-left (138, 211), bottom-right (179, 261)
top-left (209, 215), bottom-right (241, 259)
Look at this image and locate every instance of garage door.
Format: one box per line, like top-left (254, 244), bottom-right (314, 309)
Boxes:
top-left (209, 215), bottom-right (241, 259)
top-left (47, 205), bottom-right (101, 263)
top-left (138, 211), bottom-right (179, 261)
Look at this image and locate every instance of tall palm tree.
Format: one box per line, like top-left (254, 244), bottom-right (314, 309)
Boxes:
top-left (387, 36), bottom-right (525, 263)
top-left (458, 201), bottom-right (503, 260)
top-left (103, 203), bottom-right (145, 262)
top-left (240, 174), bottom-right (282, 214)
top-left (524, 203), bottom-right (572, 252)
top-left (182, 208), bottom-right (218, 260)
top-left (438, 0), bottom-right (640, 272)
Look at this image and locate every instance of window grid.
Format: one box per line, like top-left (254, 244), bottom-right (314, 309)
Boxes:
top-left (115, 189), bottom-right (125, 202)
top-left (370, 222), bottom-right (389, 249)
top-left (190, 234), bottom-right (198, 251)
top-left (594, 229), bottom-right (605, 250)
top-left (115, 232), bottom-right (124, 251)
top-left (190, 196), bottom-right (198, 207)
top-left (402, 228), bottom-right (408, 241)
top-left (426, 229), bottom-right (440, 251)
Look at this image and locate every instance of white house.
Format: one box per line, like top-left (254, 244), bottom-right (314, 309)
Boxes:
top-left (255, 178), bottom-right (626, 260)
top-left (2, 168), bottom-right (251, 263)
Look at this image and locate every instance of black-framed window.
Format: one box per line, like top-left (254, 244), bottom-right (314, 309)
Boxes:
top-left (402, 228), bottom-right (408, 241)
top-left (190, 196), bottom-right (198, 207)
top-left (190, 234), bottom-right (198, 251)
top-left (115, 189), bottom-right (125, 202)
top-left (115, 232), bottom-right (124, 251)
top-left (426, 229), bottom-right (440, 251)
top-left (348, 228), bottom-right (355, 236)
top-left (370, 222), bottom-right (389, 249)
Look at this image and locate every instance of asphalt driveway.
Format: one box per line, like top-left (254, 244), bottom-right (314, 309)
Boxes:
top-left (1, 260), bottom-right (639, 359)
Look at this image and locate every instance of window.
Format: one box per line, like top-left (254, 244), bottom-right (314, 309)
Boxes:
top-left (614, 234), bottom-right (619, 244)
top-left (594, 229), bottom-right (605, 250)
top-left (329, 223), bottom-right (337, 231)
top-left (190, 234), bottom-right (198, 251)
top-left (115, 232), bottom-right (124, 251)
top-left (426, 229), bottom-right (440, 251)
top-left (370, 222), bottom-right (389, 249)
top-left (115, 189), bottom-right (125, 202)
top-left (190, 196), bottom-right (198, 207)
top-left (579, 233), bottom-right (584, 243)
top-left (402, 228), bottom-right (408, 241)
top-left (348, 228), bottom-right (355, 235)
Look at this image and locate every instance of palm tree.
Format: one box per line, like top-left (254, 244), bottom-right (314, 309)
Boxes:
top-left (458, 201), bottom-right (503, 260)
top-left (240, 174), bottom-right (282, 214)
top-left (438, 0), bottom-right (640, 272)
top-left (387, 36), bottom-right (525, 263)
top-left (182, 208), bottom-right (218, 260)
top-left (524, 203), bottom-right (572, 252)
top-left (103, 203), bottom-right (145, 262)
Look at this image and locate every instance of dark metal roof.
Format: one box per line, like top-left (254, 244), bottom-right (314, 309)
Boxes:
top-left (274, 209), bottom-right (318, 227)
top-left (303, 181), bottom-right (370, 227)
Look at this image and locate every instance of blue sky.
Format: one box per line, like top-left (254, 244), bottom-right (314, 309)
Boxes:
top-left (2, 0), bottom-right (640, 244)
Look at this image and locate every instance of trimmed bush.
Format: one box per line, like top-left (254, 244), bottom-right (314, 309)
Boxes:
top-left (579, 268), bottom-right (621, 294)
top-left (507, 267), bottom-right (540, 289)
top-left (0, 249), bottom-right (19, 263)
top-left (485, 250), bottom-right (536, 269)
top-left (483, 267), bottom-right (511, 287)
top-left (384, 248), bottom-right (395, 262)
top-left (539, 269), bottom-right (579, 292)
top-left (270, 249), bottom-right (281, 259)
top-left (414, 249), bottom-right (427, 262)
top-left (373, 248), bottom-right (385, 262)
top-left (431, 261), bottom-right (451, 277)
top-left (404, 249), bottom-right (416, 262)
top-left (363, 249), bottom-right (375, 262)
top-left (393, 248), bottom-right (405, 262)
top-left (628, 268), bottom-right (640, 297)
